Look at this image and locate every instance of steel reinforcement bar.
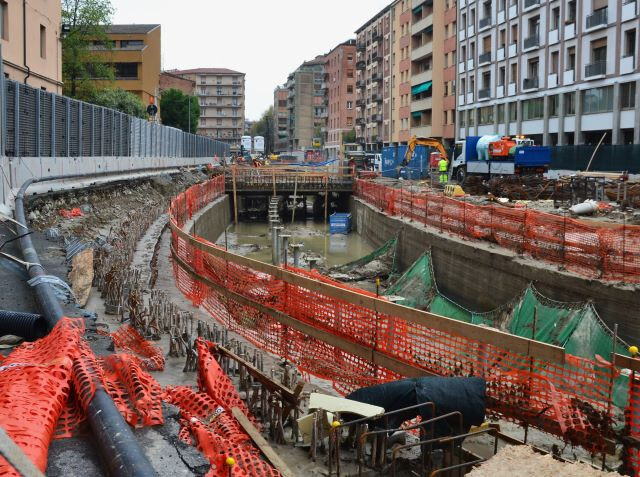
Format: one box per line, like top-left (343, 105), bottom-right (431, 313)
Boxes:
top-left (169, 176), bottom-right (640, 459)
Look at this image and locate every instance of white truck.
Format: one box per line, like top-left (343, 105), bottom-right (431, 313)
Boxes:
top-left (240, 136), bottom-right (252, 155)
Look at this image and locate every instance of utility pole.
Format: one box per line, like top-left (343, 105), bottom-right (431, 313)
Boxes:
top-left (188, 95), bottom-right (191, 134)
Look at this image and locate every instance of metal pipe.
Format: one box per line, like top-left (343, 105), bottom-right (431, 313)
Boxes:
top-left (280, 234), bottom-right (291, 267)
top-left (271, 225), bottom-right (278, 265)
top-left (14, 176), bottom-right (156, 476)
top-left (291, 244), bottom-right (303, 268)
top-left (272, 226), bottom-right (283, 266)
top-left (22, 0), bottom-right (31, 85)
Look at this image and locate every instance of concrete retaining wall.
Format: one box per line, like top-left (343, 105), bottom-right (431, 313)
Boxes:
top-left (351, 196), bottom-right (639, 344)
top-left (190, 194), bottom-right (231, 243)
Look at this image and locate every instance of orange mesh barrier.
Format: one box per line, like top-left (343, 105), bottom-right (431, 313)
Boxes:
top-left (111, 324), bottom-right (165, 371)
top-left (168, 177), bottom-right (640, 455)
top-left (627, 373), bottom-right (640, 476)
top-left (0, 318), bottom-right (82, 475)
top-left (355, 179), bottom-right (640, 282)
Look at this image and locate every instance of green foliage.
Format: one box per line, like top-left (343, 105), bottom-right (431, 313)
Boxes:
top-left (251, 107), bottom-right (274, 153)
top-left (342, 128), bottom-right (357, 144)
top-left (62, 0), bottom-right (115, 99)
top-left (160, 89), bottom-right (200, 132)
top-left (89, 88), bottom-right (147, 118)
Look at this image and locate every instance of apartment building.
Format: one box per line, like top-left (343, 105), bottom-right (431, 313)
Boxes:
top-left (325, 40), bottom-right (357, 160)
top-left (457, 0), bottom-right (640, 146)
top-left (409, 1), bottom-right (457, 148)
top-left (272, 87), bottom-right (288, 153)
top-left (0, 0), bottom-right (62, 92)
top-left (173, 68), bottom-right (245, 147)
top-left (285, 56), bottom-right (328, 151)
top-left (355, 5), bottom-right (393, 151)
top-left (92, 25), bottom-right (161, 106)
top-left (391, 0), bottom-right (412, 144)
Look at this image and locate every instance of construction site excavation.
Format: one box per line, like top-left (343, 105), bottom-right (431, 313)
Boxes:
top-left (5, 1), bottom-right (640, 475)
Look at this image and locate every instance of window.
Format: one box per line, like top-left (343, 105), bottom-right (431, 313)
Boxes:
top-left (347, 85), bottom-right (353, 94)
top-left (479, 106), bottom-right (494, 125)
top-left (499, 29), bottom-right (506, 48)
top-left (510, 62), bottom-right (517, 83)
top-left (510, 24), bottom-right (518, 44)
top-left (499, 66), bottom-right (506, 86)
top-left (509, 102), bottom-right (517, 122)
top-left (567, 46), bottom-right (576, 71)
top-left (625, 29), bottom-right (636, 58)
top-left (497, 104), bottom-right (505, 122)
top-left (120, 40), bottom-right (144, 48)
top-left (567, 1), bottom-right (576, 23)
top-left (582, 86), bottom-right (613, 114)
top-left (0, 1), bottom-right (7, 40)
top-left (565, 92), bottom-right (576, 115)
top-left (347, 70), bottom-right (354, 78)
top-left (347, 54), bottom-right (353, 62)
top-left (346, 117), bottom-right (353, 127)
top-left (591, 38), bottom-right (607, 63)
top-left (551, 7), bottom-right (560, 30)
top-left (39, 25), bottom-right (46, 59)
top-left (620, 82), bottom-right (636, 109)
top-left (217, 119), bottom-right (222, 125)
top-left (549, 95), bottom-right (559, 117)
top-left (460, 111), bottom-right (466, 127)
top-left (468, 110), bottom-right (475, 126)
top-left (522, 98), bottom-right (544, 120)
top-left (550, 51), bottom-right (559, 74)
top-left (347, 101), bottom-right (353, 109)
top-left (115, 62), bottom-right (138, 79)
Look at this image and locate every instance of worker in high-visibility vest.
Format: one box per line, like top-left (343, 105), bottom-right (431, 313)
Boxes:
top-left (438, 157), bottom-right (449, 184)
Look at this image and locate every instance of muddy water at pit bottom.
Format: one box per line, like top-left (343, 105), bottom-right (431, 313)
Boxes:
top-left (214, 219), bottom-right (374, 268)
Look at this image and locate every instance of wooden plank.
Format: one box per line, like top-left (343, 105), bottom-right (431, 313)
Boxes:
top-left (615, 353), bottom-right (640, 373)
top-left (231, 407), bottom-right (296, 477)
top-left (214, 345), bottom-right (299, 402)
top-left (170, 222), bottom-right (566, 365)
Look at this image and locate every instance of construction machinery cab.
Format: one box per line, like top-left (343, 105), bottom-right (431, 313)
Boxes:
top-left (400, 136), bottom-right (448, 168)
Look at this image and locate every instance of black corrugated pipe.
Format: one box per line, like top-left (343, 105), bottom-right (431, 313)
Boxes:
top-left (0, 310), bottom-right (46, 341)
top-left (15, 177), bottom-right (157, 476)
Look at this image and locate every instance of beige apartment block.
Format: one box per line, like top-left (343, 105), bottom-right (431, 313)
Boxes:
top-left (325, 40), bottom-right (357, 160)
top-left (457, 0), bottom-right (640, 146)
top-left (273, 86), bottom-right (289, 153)
top-left (173, 68), bottom-right (245, 147)
top-left (0, 0), bottom-right (62, 92)
top-left (391, 0), bottom-right (412, 144)
top-left (356, 5), bottom-right (393, 151)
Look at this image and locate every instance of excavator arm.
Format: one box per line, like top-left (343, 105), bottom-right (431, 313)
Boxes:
top-left (401, 136), bottom-right (448, 167)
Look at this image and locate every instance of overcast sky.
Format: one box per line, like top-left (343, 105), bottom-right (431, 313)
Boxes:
top-left (111, 0), bottom-right (391, 120)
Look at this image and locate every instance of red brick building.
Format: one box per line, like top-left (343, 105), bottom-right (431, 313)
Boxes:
top-left (159, 71), bottom-right (196, 95)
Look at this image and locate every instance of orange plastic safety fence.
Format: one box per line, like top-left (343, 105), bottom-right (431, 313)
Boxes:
top-left (0, 318), bottom-right (83, 475)
top-left (111, 324), bottom-right (165, 371)
top-left (626, 373), bottom-right (640, 476)
top-left (169, 177), bottom-right (635, 454)
top-left (354, 179), bottom-right (640, 283)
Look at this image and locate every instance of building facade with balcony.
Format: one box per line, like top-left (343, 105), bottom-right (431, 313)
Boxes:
top-left (325, 40), bottom-right (357, 160)
top-left (391, 0), bottom-right (413, 145)
top-left (356, 5), bottom-right (393, 151)
top-left (173, 68), bottom-right (245, 147)
top-left (273, 86), bottom-right (289, 153)
top-left (457, 0), bottom-right (640, 146)
top-left (285, 56), bottom-right (328, 151)
top-left (409, 0), bottom-right (456, 147)
top-left (91, 25), bottom-right (161, 106)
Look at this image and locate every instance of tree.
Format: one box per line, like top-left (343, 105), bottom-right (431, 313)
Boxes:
top-left (160, 89), bottom-right (200, 133)
top-left (89, 88), bottom-right (147, 118)
top-left (250, 107), bottom-right (274, 153)
top-left (342, 128), bottom-right (356, 144)
top-left (62, 0), bottom-right (115, 100)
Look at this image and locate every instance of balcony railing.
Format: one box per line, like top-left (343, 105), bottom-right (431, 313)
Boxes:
top-left (372, 73), bottom-right (382, 82)
top-left (524, 34), bottom-right (539, 50)
top-left (479, 88), bottom-right (491, 99)
top-left (371, 114), bottom-right (382, 122)
top-left (357, 43), bottom-right (365, 52)
top-left (523, 77), bottom-right (539, 90)
top-left (479, 52), bottom-right (491, 64)
top-left (586, 8), bottom-right (608, 29)
top-left (585, 60), bottom-right (607, 77)
top-left (356, 117), bottom-right (365, 125)
top-left (356, 80), bottom-right (366, 88)
top-left (372, 94), bottom-right (382, 103)
top-left (373, 32), bottom-right (383, 42)
top-left (356, 61), bottom-right (366, 70)
top-left (479, 16), bottom-right (492, 29)
top-left (356, 99), bottom-right (366, 107)
top-left (524, 0), bottom-right (540, 8)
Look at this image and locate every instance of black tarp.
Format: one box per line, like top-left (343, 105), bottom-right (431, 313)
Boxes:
top-left (346, 377), bottom-right (486, 438)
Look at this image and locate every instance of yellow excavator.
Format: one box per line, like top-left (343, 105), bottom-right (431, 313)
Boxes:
top-left (400, 136), bottom-right (449, 167)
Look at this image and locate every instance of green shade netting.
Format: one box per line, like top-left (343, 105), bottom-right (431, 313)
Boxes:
top-left (330, 237), bottom-right (399, 277)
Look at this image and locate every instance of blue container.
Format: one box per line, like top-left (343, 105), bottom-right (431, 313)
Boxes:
top-left (515, 146), bottom-right (551, 167)
top-left (329, 212), bottom-right (352, 235)
top-left (382, 146), bottom-right (398, 178)
top-left (400, 145), bottom-right (429, 180)
top-left (464, 136), bottom-right (482, 162)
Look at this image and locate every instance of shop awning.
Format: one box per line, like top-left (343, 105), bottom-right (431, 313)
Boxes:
top-left (411, 81), bottom-right (432, 96)
top-left (412, 111), bottom-right (422, 118)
